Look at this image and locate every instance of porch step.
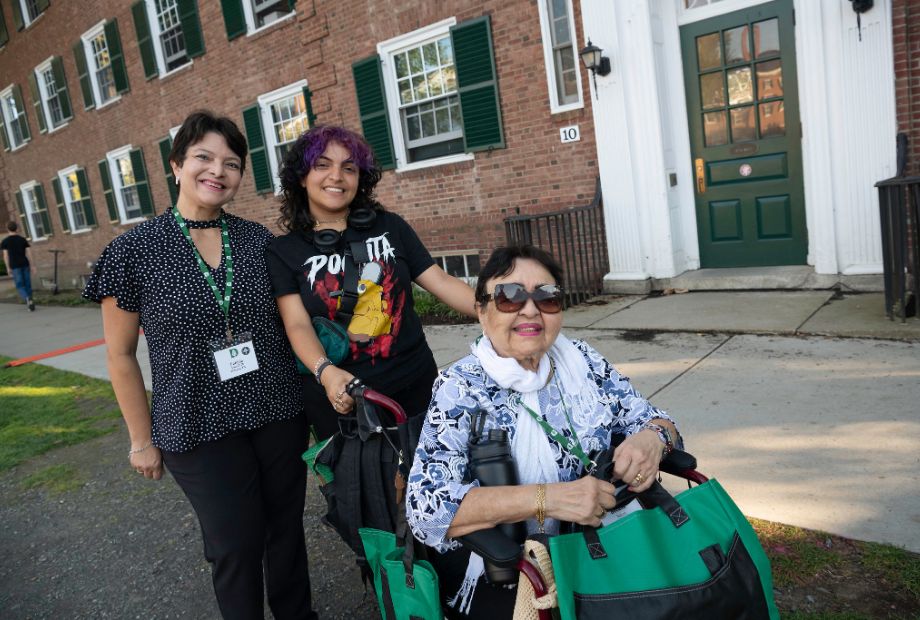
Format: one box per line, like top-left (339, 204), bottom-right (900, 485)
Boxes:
top-left (604, 266), bottom-right (885, 294)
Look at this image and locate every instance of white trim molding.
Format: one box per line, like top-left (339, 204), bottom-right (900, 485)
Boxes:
top-left (536, 0), bottom-right (586, 114)
top-left (257, 79), bottom-right (310, 194)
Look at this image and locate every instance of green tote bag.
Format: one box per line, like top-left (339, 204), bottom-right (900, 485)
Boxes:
top-left (360, 527), bottom-right (443, 620)
top-left (549, 479), bottom-right (780, 620)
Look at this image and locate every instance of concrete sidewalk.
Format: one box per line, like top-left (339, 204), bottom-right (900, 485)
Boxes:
top-left (1, 292), bottom-right (919, 553)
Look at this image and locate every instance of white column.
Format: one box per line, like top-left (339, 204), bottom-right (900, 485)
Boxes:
top-left (581, 0), bottom-right (648, 281)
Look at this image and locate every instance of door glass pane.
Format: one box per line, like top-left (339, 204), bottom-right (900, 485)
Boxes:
top-left (756, 60), bottom-right (783, 100)
top-left (754, 18), bottom-right (780, 58)
top-left (700, 72), bottom-right (725, 109)
top-left (730, 106), bottom-right (756, 142)
top-left (697, 33), bottom-right (722, 71)
top-left (704, 110), bottom-right (728, 146)
top-left (759, 101), bottom-right (785, 138)
top-left (723, 26), bottom-right (750, 65)
top-left (727, 66), bottom-right (753, 105)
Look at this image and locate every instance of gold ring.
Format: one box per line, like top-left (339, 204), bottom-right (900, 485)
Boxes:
top-left (634, 473), bottom-right (645, 484)
top-left (335, 399), bottom-right (343, 408)
top-left (337, 390), bottom-right (347, 398)
top-left (596, 508), bottom-right (605, 519)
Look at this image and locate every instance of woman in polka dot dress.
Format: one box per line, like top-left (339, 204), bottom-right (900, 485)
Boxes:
top-left (83, 111), bottom-right (317, 620)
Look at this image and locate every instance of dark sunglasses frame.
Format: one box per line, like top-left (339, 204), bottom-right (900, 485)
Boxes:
top-left (480, 283), bottom-right (565, 313)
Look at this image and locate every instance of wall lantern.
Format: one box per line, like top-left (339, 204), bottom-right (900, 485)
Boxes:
top-left (579, 40), bottom-right (611, 99)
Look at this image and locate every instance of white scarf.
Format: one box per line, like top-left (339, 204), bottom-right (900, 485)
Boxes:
top-left (448, 334), bottom-right (596, 613)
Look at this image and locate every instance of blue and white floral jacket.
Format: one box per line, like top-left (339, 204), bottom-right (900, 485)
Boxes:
top-left (406, 339), bottom-right (682, 552)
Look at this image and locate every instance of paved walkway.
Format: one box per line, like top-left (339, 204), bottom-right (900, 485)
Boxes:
top-left (1, 292), bottom-right (919, 553)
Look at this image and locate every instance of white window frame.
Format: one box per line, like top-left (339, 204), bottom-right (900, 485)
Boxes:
top-left (34, 57), bottom-right (67, 133)
top-left (377, 18), bottom-right (474, 173)
top-left (257, 79), bottom-right (309, 194)
top-left (537, 0), bottom-right (584, 114)
top-left (0, 84), bottom-right (29, 151)
top-left (242, 0), bottom-right (295, 37)
top-left (169, 124), bottom-right (181, 140)
top-left (81, 20), bottom-right (121, 110)
top-left (431, 251), bottom-right (481, 286)
top-left (144, 0), bottom-right (192, 78)
top-left (106, 145), bottom-right (145, 225)
top-left (57, 165), bottom-right (91, 234)
top-left (18, 181), bottom-right (47, 241)
top-left (677, 0), bottom-right (771, 25)
top-left (18, 0), bottom-right (44, 29)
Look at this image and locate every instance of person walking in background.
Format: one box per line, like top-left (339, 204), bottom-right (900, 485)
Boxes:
top-left (1, 221), bottom-right (36, 312)
top-left (83, 110), bottom-right (317, 620)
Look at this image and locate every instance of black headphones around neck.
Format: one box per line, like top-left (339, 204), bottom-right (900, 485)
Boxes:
top-left (311, 206), bottom-right (377, 255)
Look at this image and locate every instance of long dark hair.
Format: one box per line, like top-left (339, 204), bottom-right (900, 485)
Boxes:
top-left (277, 125), bottom-right (385, 233)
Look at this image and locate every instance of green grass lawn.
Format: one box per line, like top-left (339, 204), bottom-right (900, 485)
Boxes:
top-left (0, 356), bottom-right (122, 472)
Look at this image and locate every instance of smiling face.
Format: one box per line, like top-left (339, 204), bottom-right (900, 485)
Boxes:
top-left (301, 141), bottom-right (360, 222)
top-left (171, 132), bottom-right (242, 211)
top-left (477, 258), bottom-right (563, 372)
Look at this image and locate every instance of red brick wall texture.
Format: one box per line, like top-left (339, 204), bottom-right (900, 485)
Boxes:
top-left (0, 0), bottom-right (599, 277)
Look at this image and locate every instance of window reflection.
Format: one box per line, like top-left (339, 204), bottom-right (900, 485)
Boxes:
top-left (700, 72), bottom-right (725, 109)
top-left (723, 25), bottom-right (749, 65)
top-left (756, 60), bottom-right (783, 100)
top-left (704, 110), bottom-right (728, 146)
top-left (730, 106), bottom-right (756, 142)
top-left (727, 66), bottom-right (753, 105)
top-left (759, 101), bottom-right (785, 138)
top-left (697, 33), bottom-right (722, 72)
top-left (754, 19), bottom-right (780, 58)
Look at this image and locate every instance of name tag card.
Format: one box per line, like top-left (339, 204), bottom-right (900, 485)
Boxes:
top-left (210, 332), bottom-right (259, 382)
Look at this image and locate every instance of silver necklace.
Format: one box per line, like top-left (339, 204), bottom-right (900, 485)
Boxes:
top-left (312, 211), bottom-right (350, 229)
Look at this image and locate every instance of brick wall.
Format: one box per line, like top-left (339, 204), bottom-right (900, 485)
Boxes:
top-left (0, 0), bottom-right (599, 280)
top-left (892, 0), bottom-right (919, 273)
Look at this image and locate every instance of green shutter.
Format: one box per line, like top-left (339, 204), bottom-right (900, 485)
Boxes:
top-left (242, 104), bottom-right (274, 194)
top-left (177, 0), bottom-right (205, 59)
top-left (0, 1), bottom-right (9, 47)
top-left (75, 168), bottom-right (98, 228)
top-left (36, 0), bottom-right (50, 12)
top-left (351, 55), bottom-right (396, 170)
top-left (287, 0), bottom-right (297, 11)
top-left (450, 15), bottom-right (505, 153)
top-left (98, 159), bottom-right (119, 223)
top-left (73, 41), bottom-right (95, 110)
top-left (15, 191), bottom-right (31, 240)
top-left (50, 57), bottom-right (73, 122)
top-left (132, 1), bottom-right (158, 80)
top-left (34, 183), bottom-right (53, 238)
top-left (220, 0), bottom-right (246, 41)
top-left (129, 147), bottom-right (155, 218)
top-left (0, 106), bottom-right (9, 151)
top-left (11, 0), bottom-right (23, 32)
top-left (303, 85), bottom-right (317, 127)
top-left (104, 19), bottom-right (130, 94)
top-left (52, 176), bottom-right (71, 234)
top-left (27, 73), bottom-right (48, 134)
top-left (158, 136), bottom-right (178, 205)
top-left (11, 85), bottom-right (31, 142)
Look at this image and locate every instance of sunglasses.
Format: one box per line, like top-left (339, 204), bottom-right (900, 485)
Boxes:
top-left (481, 283), bottom-right (565, 314)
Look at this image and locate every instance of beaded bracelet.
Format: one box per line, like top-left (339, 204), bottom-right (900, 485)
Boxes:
top-left (313, 356), bottom-right (329, 376)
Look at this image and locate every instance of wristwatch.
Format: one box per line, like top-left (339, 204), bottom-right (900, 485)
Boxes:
top-left (642, 423), bottom-right (674, 461)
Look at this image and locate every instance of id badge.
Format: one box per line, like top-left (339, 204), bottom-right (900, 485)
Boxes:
top-left (210, 332), bottom-right (259, 382)
top-left (600, 484), bottom-right (643, 526)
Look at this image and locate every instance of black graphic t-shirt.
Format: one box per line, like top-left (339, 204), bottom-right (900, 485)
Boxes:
top-left (265, 211), bottom-right (436, 396)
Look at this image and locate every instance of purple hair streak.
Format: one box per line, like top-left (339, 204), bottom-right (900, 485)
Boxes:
top-left (289, 125), bottom-right (376, 182)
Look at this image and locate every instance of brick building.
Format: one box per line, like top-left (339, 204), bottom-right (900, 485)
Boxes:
top-left (0, 0), bottom-right (598, 289)
top-left (0, 0), bottom-right (909, 293)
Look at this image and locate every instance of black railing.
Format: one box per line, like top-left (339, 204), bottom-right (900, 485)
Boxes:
top-left (874, 175), bottom-right (920, 323)
top-left (503, 178), bottom-right (608, 307)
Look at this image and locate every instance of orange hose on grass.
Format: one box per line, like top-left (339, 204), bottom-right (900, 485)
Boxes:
top-left (3, 330), bottom-right (144, 369)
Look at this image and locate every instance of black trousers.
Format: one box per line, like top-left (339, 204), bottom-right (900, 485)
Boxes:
top-left (428, 545), bottom-right (518, 620)
top-left (162, 414), bottom-right (317, 620)
top-left (303, 361), bottom-right (440, 441)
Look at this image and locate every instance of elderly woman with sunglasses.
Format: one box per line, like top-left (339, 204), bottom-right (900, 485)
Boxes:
top-left (406, 244), bottom-right (683, 619)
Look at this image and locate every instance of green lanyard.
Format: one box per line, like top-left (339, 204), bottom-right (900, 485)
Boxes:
top-left (172, 207), bottom-right (234, 340)
top-left (509, 361), bottom-right (596, 473)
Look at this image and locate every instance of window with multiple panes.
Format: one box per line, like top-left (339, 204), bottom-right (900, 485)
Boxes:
top-left (433, 252), bottom-right (481, 281)
top-left (15, 0), bottom-right (45, 28)
top-left (63, 171), bottom-right (87, 230)
top-left (359, 16), bottom-right (504, 172)
top-left (154, 0), bottom-right (187, 71)
top-left (40, 67), bottom-right (64, 126)
top-left (115, 154), bottom-right (142, 220)
top-left (219, 0), bottom-right (294, 39)
top-left (33, 58), bottom-right (72, 132)
top-left (0, 85), bottom-right (30, 150)
top-left (101, 146), bottom-right (154, 224)
top-left (90, 32), bottom-right (118, 105)
top-left (250, 80), bottom-right (311, 193)
top-left (393, 35), bottom-right (463, 163)
top-left (695, 17), bottom-right (784, 146)
top-left (250, 0), bottom-right (290, 29)
top-left (19, 184), bottom-right (47, 239)
top-left (544, 0), bottom-right (579, 107)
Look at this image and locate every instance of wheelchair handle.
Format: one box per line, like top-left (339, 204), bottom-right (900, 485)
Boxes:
top-left (345, 379), bottom-right (407, 424)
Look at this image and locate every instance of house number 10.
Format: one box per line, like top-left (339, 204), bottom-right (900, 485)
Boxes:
top-left (560, 126), bottom-right (581, 143)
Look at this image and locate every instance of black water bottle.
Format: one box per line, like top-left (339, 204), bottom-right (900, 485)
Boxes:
top-left (468, 415), bottom-right (528, 584)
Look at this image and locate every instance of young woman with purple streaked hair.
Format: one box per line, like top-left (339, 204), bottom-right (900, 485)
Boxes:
top-left (265, 125), bottom-right (477, 441)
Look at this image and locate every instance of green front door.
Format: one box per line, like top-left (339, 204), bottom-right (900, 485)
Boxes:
top-left (681, 0), bottom-right (806, 268)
